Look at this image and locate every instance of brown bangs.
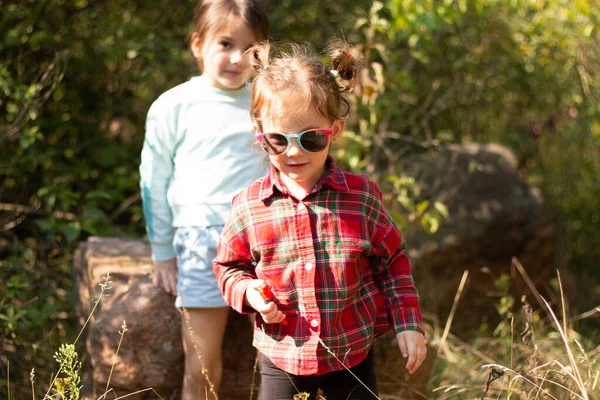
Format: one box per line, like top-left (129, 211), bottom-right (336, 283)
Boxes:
top-left (250, 54), bottom-right (345, 129)
top-left (191, 0), bottom-right (270, 47)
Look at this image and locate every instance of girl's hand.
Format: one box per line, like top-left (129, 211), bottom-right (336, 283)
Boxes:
top-left (245, 279), bottom-right (287, 324)
top-left (396, 330), bottom-right (427, 374)
top-left (152, 258), bottom-right (178, 295)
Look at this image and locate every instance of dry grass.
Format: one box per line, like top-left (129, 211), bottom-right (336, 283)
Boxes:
top-left (429, 259), bottom-right (599, 399)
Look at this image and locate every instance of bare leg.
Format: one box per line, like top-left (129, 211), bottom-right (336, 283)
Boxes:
top-left (181, 307), bottom-right (229, 400)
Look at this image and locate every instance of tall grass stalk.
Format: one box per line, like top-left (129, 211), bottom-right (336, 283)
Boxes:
top-left (557, 271), bottom-right (568, 336)
top-left (97, 320), bottom-right (128, 400)
top-left (438, 270), bottom-right (469, 361)
top-left (511, 259), bottom-right (551, 324)
top-left (540, 297), bottom-right (589, 399)
top-left (7, 361), bottom-right (10, 400)
top-left (574, 306), bottom-right (600, 321)
top-left (249, 351), bottom-right (259, 400)
top-left (30, 369), bottom-right (35, 400)
top-left (514, 257), bottom-right (591, 399)
top-left (316, 337), bottom-right (380, 399)
top-left (108, 387), bottom-right (164, 399)
top-left (74, 274), bottom-right (113, 346)
top-left (180, 293), bottom-right (218, 399)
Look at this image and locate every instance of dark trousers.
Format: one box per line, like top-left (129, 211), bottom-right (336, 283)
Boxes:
top-left (258, 349), bottom-right (378, 400)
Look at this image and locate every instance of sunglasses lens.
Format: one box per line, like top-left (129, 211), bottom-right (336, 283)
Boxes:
top-left (300, 130), bottom-right (329, 152)
top-left (261, 133), bottom-right (288, 155)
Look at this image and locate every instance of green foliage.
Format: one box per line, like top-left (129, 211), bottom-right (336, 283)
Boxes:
top-left (386, 174), bottom-right (449, 235)
top-left (0, 239), bottom-right (71, 397)
top-left (0, 0), bottom-right (195, 394)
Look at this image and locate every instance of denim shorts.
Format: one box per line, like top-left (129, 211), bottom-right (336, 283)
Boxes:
top-left (173, 226), bottom-right (227, 308)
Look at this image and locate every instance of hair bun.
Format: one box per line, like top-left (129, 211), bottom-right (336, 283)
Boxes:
top-left (327, 38), bottom-right (363, 93)
top-left (245, 41), bottom-right (272, 73)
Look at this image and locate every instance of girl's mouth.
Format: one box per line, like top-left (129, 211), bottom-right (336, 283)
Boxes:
top-left (288, 163), bottom-right (307, 169)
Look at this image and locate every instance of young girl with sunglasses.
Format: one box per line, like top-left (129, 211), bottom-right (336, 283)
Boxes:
top-left (213, 39), bottom-right (427, 399)
top-left (139, 0), bottom-right (269, 397)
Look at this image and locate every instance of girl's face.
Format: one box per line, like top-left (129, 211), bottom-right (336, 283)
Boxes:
top-left (191, 16), bottom-right (256, 90)
top-left (260, 108), bottom-right (344, 194)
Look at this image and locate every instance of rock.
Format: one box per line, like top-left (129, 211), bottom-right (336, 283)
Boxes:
top-left (396, 143), bottom-right (561, 333)
top-left (72, 237), bottom-right (258, 399)
top-left (73, 237), bottom-right (183, 399)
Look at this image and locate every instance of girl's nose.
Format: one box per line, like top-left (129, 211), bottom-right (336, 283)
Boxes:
top-left (286, 138), bottom-right (303, 156)
top-left (231, 49), bottom-right (243, 64)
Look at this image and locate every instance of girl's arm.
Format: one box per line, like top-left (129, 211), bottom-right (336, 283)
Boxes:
top-left (365, 180), bottom-right (424, 335)
top-left (365, 180), bottom-right (427, 372)
top-left (213, 199), bottom-right (260, 314)
top-left (139, 102), bottom-right (177, 262)
top-left (140, 102), bottom-right (178, 294)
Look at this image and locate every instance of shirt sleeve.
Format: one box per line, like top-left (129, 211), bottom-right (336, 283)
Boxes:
top-left (213, 197), bottom-right (258, 314)
top-left (139, 101), bottom-right (176, 261)
top-left (366, 180), bottom-right (424, 335)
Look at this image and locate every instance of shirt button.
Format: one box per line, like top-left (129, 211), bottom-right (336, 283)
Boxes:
top-left (298, 202), bottom-right (305, 210)
top-left (305, 262), bottom-right (313, 271)
top-left (310, 319), bottom-right (319, 328)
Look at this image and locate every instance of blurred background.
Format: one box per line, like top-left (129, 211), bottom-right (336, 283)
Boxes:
top-left (1, 0), bottom-right (598, 398)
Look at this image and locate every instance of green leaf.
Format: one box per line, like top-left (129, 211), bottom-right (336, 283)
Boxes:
top-left (35, 218), bottom-right (55, 232)
top-left (397, 194), bottom-right (414, 210)
top-left (422, 215), bottom-right (440, 234)
top-left (416, 200), bottom-right (430, 215)
top-left (62, 221), bottom-right (81, 243)
top-left (82, 206), bottom-right (107, 220)
top-left (85, 190), bottom-right (113, 201)
top-left (434, 201), bottom-right (449, 218)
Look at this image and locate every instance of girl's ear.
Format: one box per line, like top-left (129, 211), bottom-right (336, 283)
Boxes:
top-left (190, 32), bottom-right (204, 62)
top-left (331, 120), bottom-right (346, 143)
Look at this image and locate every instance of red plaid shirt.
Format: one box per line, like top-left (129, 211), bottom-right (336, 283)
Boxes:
top-left (214, 157), bottom-right (423, 376)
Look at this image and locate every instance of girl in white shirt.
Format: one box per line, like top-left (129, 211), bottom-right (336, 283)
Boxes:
top-left (139, 0), bottom-right (269, 397)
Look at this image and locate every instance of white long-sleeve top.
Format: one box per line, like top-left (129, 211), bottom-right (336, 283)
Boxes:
top-left (139, 76), bottom-right (266, 261)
